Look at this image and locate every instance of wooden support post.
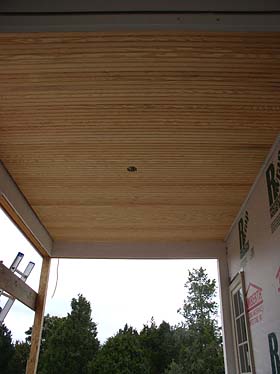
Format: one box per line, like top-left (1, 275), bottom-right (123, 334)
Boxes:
top-left (26, 256), bottom-right (51, 374)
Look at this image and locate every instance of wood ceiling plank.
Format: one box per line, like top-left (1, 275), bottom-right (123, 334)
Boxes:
top-left (0, 31), bottom-right (279, 243)
top-left (26, 186), bottom-right (248, 207)
top-left (34, 205), bottom-right (235, 225)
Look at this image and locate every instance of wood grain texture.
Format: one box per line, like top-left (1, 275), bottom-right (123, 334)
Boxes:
top-left (0, 263), bottom-right (37, 310)
top-left (0, 31), bottom-right (280, 243)
top-left (26, 256), bottom-right (50, 374)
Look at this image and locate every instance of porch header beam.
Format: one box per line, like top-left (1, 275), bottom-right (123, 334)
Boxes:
top-left (0, 162), bottom-right (53, 256)
top-left (0, 262), bottom-right (37, 311)
top-left (1, 13), bottom-right (280, 32)
top-left (52, 240), bottom-right (226, 259)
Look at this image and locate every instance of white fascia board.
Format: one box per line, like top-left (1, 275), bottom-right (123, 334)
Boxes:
top-left (1, 13), bottom-right (280, 32)
top-left (0, 162), bottom-right (53, 256)
top-left (52, 240), bottom-right (226, 259)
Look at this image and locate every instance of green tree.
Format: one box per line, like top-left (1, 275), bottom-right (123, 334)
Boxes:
top-left (24, 314), bottom-right (63, 373)
top-left (140, 319), bottom-right (179, 374)
top-left (39, 294), bottom-right (99, 374)
top-left (26, 314), bottom-right (63, 354)
top-left (178, 267), bottom-right (218, 325)
top-left (176, 267), bottom-right (225, 374)
top-left (8, 340), bottom-right (30, 374)
top-left (164, 361), bottom-right (184, 374)
top-left (88, 324), bottom-right (150, 374)
top-left (0, 324), bottom-right (15, 374)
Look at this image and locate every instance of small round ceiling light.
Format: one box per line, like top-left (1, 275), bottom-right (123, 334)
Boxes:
top-left (127, 166), bottom-right (137, 173)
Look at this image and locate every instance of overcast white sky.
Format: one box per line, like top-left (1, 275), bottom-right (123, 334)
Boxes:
top-left (0, 208), bottom-right (220, 343)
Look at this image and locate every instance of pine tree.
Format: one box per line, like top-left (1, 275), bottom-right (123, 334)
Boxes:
top-left (0, 324), bottom-right (15, 374)
top-left (179, 267), bottom-right (218, 325)
top-left (39, 294), bottom-right (99, 374)
top-left (140, 319), bottom-right (179, 374)
top-left (8, 340), bottom-right (30, 374)
top-left (88, 324), bottom-right (150, 374)
top-left (175, 267), bottom-right (225, 374)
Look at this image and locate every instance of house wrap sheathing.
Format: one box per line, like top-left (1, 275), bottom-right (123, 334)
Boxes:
top-left (226, 136), bottom-right (280, 373)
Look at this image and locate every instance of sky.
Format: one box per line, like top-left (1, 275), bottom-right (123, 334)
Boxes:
top-left (0, 208), bottom-right (220, 343)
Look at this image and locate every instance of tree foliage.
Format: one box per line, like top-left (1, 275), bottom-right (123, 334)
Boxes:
top-left (1, 268), bottom-right (224, 374)
top-left (88, 324), bottom-right (150, 374)
top-left (164, 361), bottom-right (185, 374)
top-left (176, 267), bottom-right (224, 374)
top-left (39, 294), bottom-right (99, 374)
top-left (0, 324), bottom-right (15, 374)
top-left (140, 319), bottom-right (179, 374)
top-left (8, 341), bottom-right (30, 374)
top-left (178, 267), bottom-right (218, 325)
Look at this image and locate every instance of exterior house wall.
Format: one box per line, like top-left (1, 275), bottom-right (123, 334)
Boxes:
top-left (226, 136), bottom-right (280, 373)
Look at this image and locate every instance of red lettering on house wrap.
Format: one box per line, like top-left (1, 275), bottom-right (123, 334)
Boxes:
top-left (246, 283), bottom-right (263, 325)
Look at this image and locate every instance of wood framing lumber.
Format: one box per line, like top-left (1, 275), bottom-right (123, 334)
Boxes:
top-left (26, 256), bottom-right (50, 374)
top-left (0, 262), bottom-right (37, 310)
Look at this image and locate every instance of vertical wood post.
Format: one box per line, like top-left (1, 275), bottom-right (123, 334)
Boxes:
top-left (26, 256), bottom-right (51, 374)
top-left (217, 253), bottom-right (237, 374)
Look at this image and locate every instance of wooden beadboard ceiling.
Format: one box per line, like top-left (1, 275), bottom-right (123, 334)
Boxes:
top-left (0, 31), bottom-right (280, 243)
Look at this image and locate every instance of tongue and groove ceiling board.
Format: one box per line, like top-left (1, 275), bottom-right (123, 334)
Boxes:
top-left (0, 31), bottom-right (280, 243)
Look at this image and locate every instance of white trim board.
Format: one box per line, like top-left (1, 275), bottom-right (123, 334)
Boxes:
top-left (1, 13), bottom-right (280, 32)
top-left (1, 0), bottom-right (280, 12)
top-left (52, 240), bottom-right (226, 259)
top-left (0, 161), bottom-right (53, 256)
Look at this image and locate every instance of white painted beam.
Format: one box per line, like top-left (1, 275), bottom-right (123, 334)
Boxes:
top-left (1, 0), bottom-right (280, 32)
top-left (52, 240), bottom-right (226, 259)
top-left (217, 252), bottom-right (237, 374)
top-left (0, 162), bottom-right (53, 256)
top-left (0, 262), bottom-right (37, 311)
top-left (1, 13), bottom-right (280, 32)
top-left (1, 0), bottom-right (280, 13)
